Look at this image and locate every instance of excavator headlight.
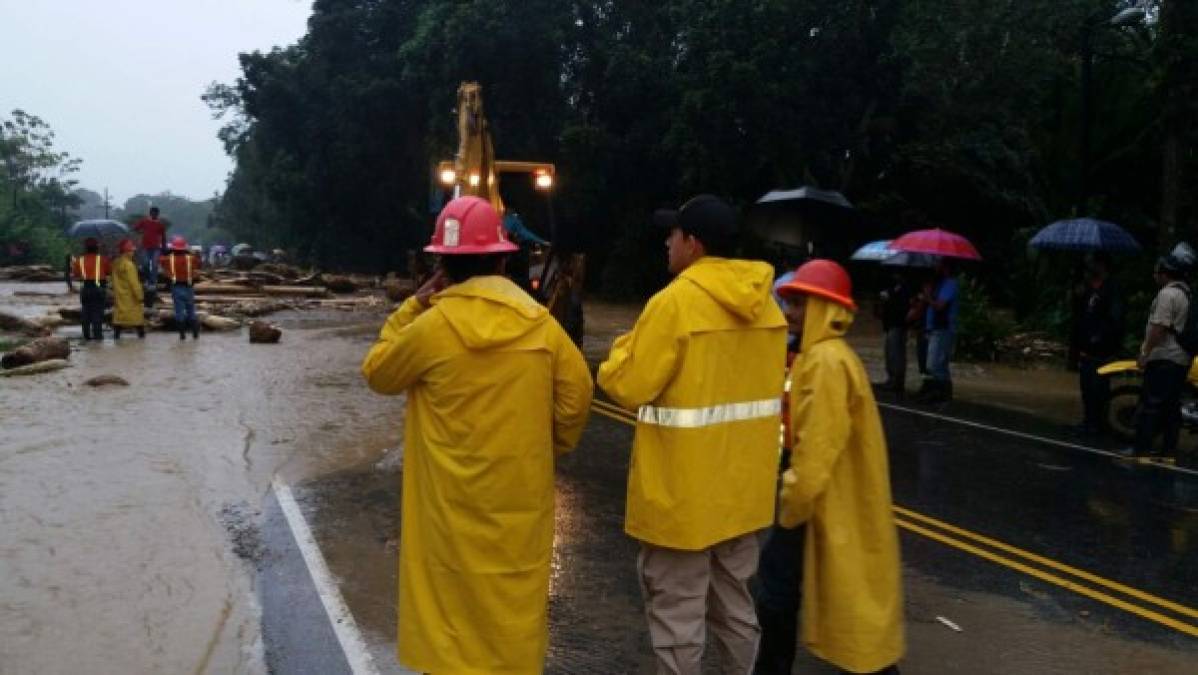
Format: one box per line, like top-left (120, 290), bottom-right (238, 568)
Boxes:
top-left (439, 168), bottom-right (457, 186)
top-left (534, 172), bottom-right (554, 190)
top-left (469, 173), bottom-right (481, 187)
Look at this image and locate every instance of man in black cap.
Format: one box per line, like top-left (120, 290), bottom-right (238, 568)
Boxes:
top-left (598, 195), bottom-right (788, 674)
top-left (1123, 243), bottom-right (1196, 460)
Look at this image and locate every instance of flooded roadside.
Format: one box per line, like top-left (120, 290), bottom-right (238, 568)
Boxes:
top-left (1, 281), bottom-right (398, 674)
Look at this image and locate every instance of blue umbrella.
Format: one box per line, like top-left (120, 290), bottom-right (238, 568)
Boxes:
top-left (850, 239), bottom-right (895, 261)
top-left (1029, 218), bottom-right (1140, 252)
top-left (881, 251), bottom-right (939, 268)
top-left (66, 219), bottom-right (129, 241)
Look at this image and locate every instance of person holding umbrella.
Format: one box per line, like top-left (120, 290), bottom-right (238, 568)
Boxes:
top-left (70, 237), bottom-right (111, 341)
top-left (1070, 252), bottom-right (1123, 437)
top-left (916, 259), bottom-right (960, 403)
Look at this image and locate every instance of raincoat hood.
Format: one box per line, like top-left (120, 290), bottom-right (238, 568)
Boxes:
top-left (800, 295), bottom-right (855, 353)
top-left (433, 275), bottom-right (548, 349)
top-left (678, 257), bottom-right (776, 322)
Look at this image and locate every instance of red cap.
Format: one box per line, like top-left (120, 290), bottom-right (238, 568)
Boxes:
top-left (118, 239), bottom-right (135, 253)
top-left (169, 235), bottom-right (188, 251)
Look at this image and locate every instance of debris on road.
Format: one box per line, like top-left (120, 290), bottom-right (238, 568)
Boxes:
top-left (200, 314), bottom-right (241, 331)
top-left (0, 264), bottom-right (61, 282)
top-left (84, 374), bottom-right (129, 387)
top-left (249, 321), bottom-right (282, 344)
top-left (0, 310), bottom-right (51, 337)
top-left (936, 616), bottom-right (963, 632)
top-left (1, 336), bottom-right (70, 369)
top-left (0, 358), bottom-right (70, 377)
top-left (321, 274), bottom-right (358, 294)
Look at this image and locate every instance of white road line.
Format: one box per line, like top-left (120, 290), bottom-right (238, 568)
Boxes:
top-left (877, 402), bottom-right (1198, 478)
top-left (272, 477), bottom-right (386, 675)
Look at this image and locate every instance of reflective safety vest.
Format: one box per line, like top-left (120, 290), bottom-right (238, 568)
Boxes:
top-left (73, 253), bottom-right (110, 282)
top-left (162, 253), bottom-right (197, 284)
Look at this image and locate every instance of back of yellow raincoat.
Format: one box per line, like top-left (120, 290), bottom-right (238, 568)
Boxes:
top-left (779, 295), bottom-right (905, 673)
top-left (111, 254), bottom-right (144, 327)
top-left (361, 275), bottom-right (593, 674)
top-left (598, 257), bottom-right (787, 550)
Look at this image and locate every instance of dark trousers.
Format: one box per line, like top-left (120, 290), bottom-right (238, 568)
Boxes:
top-left (884, 327), bottom-right (907, 387)
top-left (752, 523), bottom-right (803, 675)
top-left (916, 330), bottom-right (929, 375)
top-left (1134, 360), bottom-right (1189, 456)
top-left (79, 284), bottom-right (105, 340)
top-left (1078, 356), bottom-right (1111, 431)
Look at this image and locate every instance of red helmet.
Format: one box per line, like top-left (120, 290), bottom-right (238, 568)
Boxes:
top-left (118, 239), bottom-right (135, 253)
top-left (777, 259), bottom-right (857, 310)
top-left (169, 235), bottom-right (188, 251)
top-left (425, 196), bottom-right (518, 255)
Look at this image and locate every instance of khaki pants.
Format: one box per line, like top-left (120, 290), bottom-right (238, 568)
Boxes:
top-left (638, 532), bottom-right (761, 675)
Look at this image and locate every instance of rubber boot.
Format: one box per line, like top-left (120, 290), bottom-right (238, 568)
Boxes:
top-left (113, 326), bottom-right (121, 340)
top-left (137, 326), bottom-right (145, 339)
top-left (91, 323), bottom-right (103, 341)
top-left (179, 326), bottom-right (187, 341)
top-left (81, 322), bottom-right (92, 341)
top-left (913, 378), bottom-right (933, 402)
top-left (191, 319), bottom-right (200, 339)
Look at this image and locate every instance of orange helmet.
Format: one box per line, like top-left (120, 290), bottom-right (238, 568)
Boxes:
top-left (777, 259), bottom-right (857, 310)
top-left (118, 239), bottom-right (135, 254)
top-left (169, 235), bottom-right (188, 251)
top-left (425, 196), bottom-right (518, 255)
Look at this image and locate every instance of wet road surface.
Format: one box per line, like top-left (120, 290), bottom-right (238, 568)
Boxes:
top-left (298, 393), bottom-right (1197, 674)
top-left (6, 284), bottom-right (1197, 673)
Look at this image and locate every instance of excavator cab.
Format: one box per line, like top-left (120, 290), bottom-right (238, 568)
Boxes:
top-left (429, 82), bottom-right (584, 346)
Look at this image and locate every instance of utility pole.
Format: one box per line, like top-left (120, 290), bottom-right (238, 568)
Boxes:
top-left (103, 187), bottom-right (110, 219)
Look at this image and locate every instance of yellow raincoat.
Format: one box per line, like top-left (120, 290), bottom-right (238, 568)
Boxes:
top-left (779, 295), bottom-right (905, 673)
top-left (598, 257), bottom-right (787, 550)
top-left (361, 275), bottom-right (592, 675)
top-left (111, 254), bottom-right (144, 327)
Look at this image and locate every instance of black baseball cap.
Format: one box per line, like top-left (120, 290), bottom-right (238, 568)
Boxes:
top-left (654, 194), bottom-right (738, 241)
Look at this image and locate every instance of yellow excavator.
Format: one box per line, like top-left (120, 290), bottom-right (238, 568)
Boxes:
top-left (432, 82), bottom-right (585, 345)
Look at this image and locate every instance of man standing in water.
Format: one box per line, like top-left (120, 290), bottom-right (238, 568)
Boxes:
top-left (362, 196), bottom-right (592, 674)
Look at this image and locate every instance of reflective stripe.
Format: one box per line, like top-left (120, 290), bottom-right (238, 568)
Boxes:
top-left (637, 398), bottom-right (781, 429)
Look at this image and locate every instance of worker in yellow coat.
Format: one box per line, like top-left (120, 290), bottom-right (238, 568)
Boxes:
top-left (361, 196), bottom-right (593, 674)
top-left (598, 195), bottom-right (787, 674)
top-left (774, 260), bottom-right (905, 674)
top-left (111, 239), bottom-right (145, 339)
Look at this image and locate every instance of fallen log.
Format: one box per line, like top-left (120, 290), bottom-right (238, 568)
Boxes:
top-left (0, 310), bottom-right (49, 336)
top-left (262, 285), bottom-right (329, 298)
top-left (1, 336), bottom-right (70, 369)
top-left (200, 314), bottom-right (241, 331)
top-left (0, 358), bottom-right (71, 377)
top-left (321, 274), bottom-right (358, 294)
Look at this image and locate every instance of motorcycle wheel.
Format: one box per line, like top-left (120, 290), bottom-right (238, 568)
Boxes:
top-left (1106, 385), bottom-right (1141, 443)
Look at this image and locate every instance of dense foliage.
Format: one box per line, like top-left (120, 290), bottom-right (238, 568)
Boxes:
top-left (0, 110), bottom-right (80, 265)
top-left (207, 0), bottom-right (1195, 311)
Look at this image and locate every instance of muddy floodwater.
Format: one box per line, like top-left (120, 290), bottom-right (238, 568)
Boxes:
top-left (1, 282), bottom-right (399, 674)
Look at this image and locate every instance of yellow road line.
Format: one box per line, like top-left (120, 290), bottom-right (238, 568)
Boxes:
top-left (894, 518), bottom-right (1198, 638)
top-left (893, 505), bottom-right (1198, 621)
top-left (587, 400), bottom-right (1198, 635)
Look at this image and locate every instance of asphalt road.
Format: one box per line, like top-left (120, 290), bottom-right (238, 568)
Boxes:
top-left (264, 393), bottom-right (1198, 674)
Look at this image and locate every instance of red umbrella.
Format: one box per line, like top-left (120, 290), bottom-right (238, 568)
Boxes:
top-left (890, 228), bottom-right (982, 261)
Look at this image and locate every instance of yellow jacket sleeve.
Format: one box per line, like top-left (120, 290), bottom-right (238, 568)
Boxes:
top-left (551, 327), bottom-right (594, 455)
top-left (596, 292), bottom-right (683, 409)
top-left (779, 353), bottom-right (852, 527)
top-left (361, 296), bottom-right (433, 395)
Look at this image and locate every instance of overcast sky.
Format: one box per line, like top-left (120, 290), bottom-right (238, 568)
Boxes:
top-left (0, 0), bottom-right (312, 204)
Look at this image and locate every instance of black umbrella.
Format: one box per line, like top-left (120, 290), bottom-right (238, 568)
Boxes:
top-left (745, 186), bottom-right (859, 249)
top-left (66, 219), bottom-right (130, 242)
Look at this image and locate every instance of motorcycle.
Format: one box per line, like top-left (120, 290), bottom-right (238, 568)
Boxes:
top-left (1097, 357), bottom-right (1198, 442)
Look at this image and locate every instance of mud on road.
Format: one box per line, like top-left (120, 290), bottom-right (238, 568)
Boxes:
top-left (1, 281), bottom-right (399, 674)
